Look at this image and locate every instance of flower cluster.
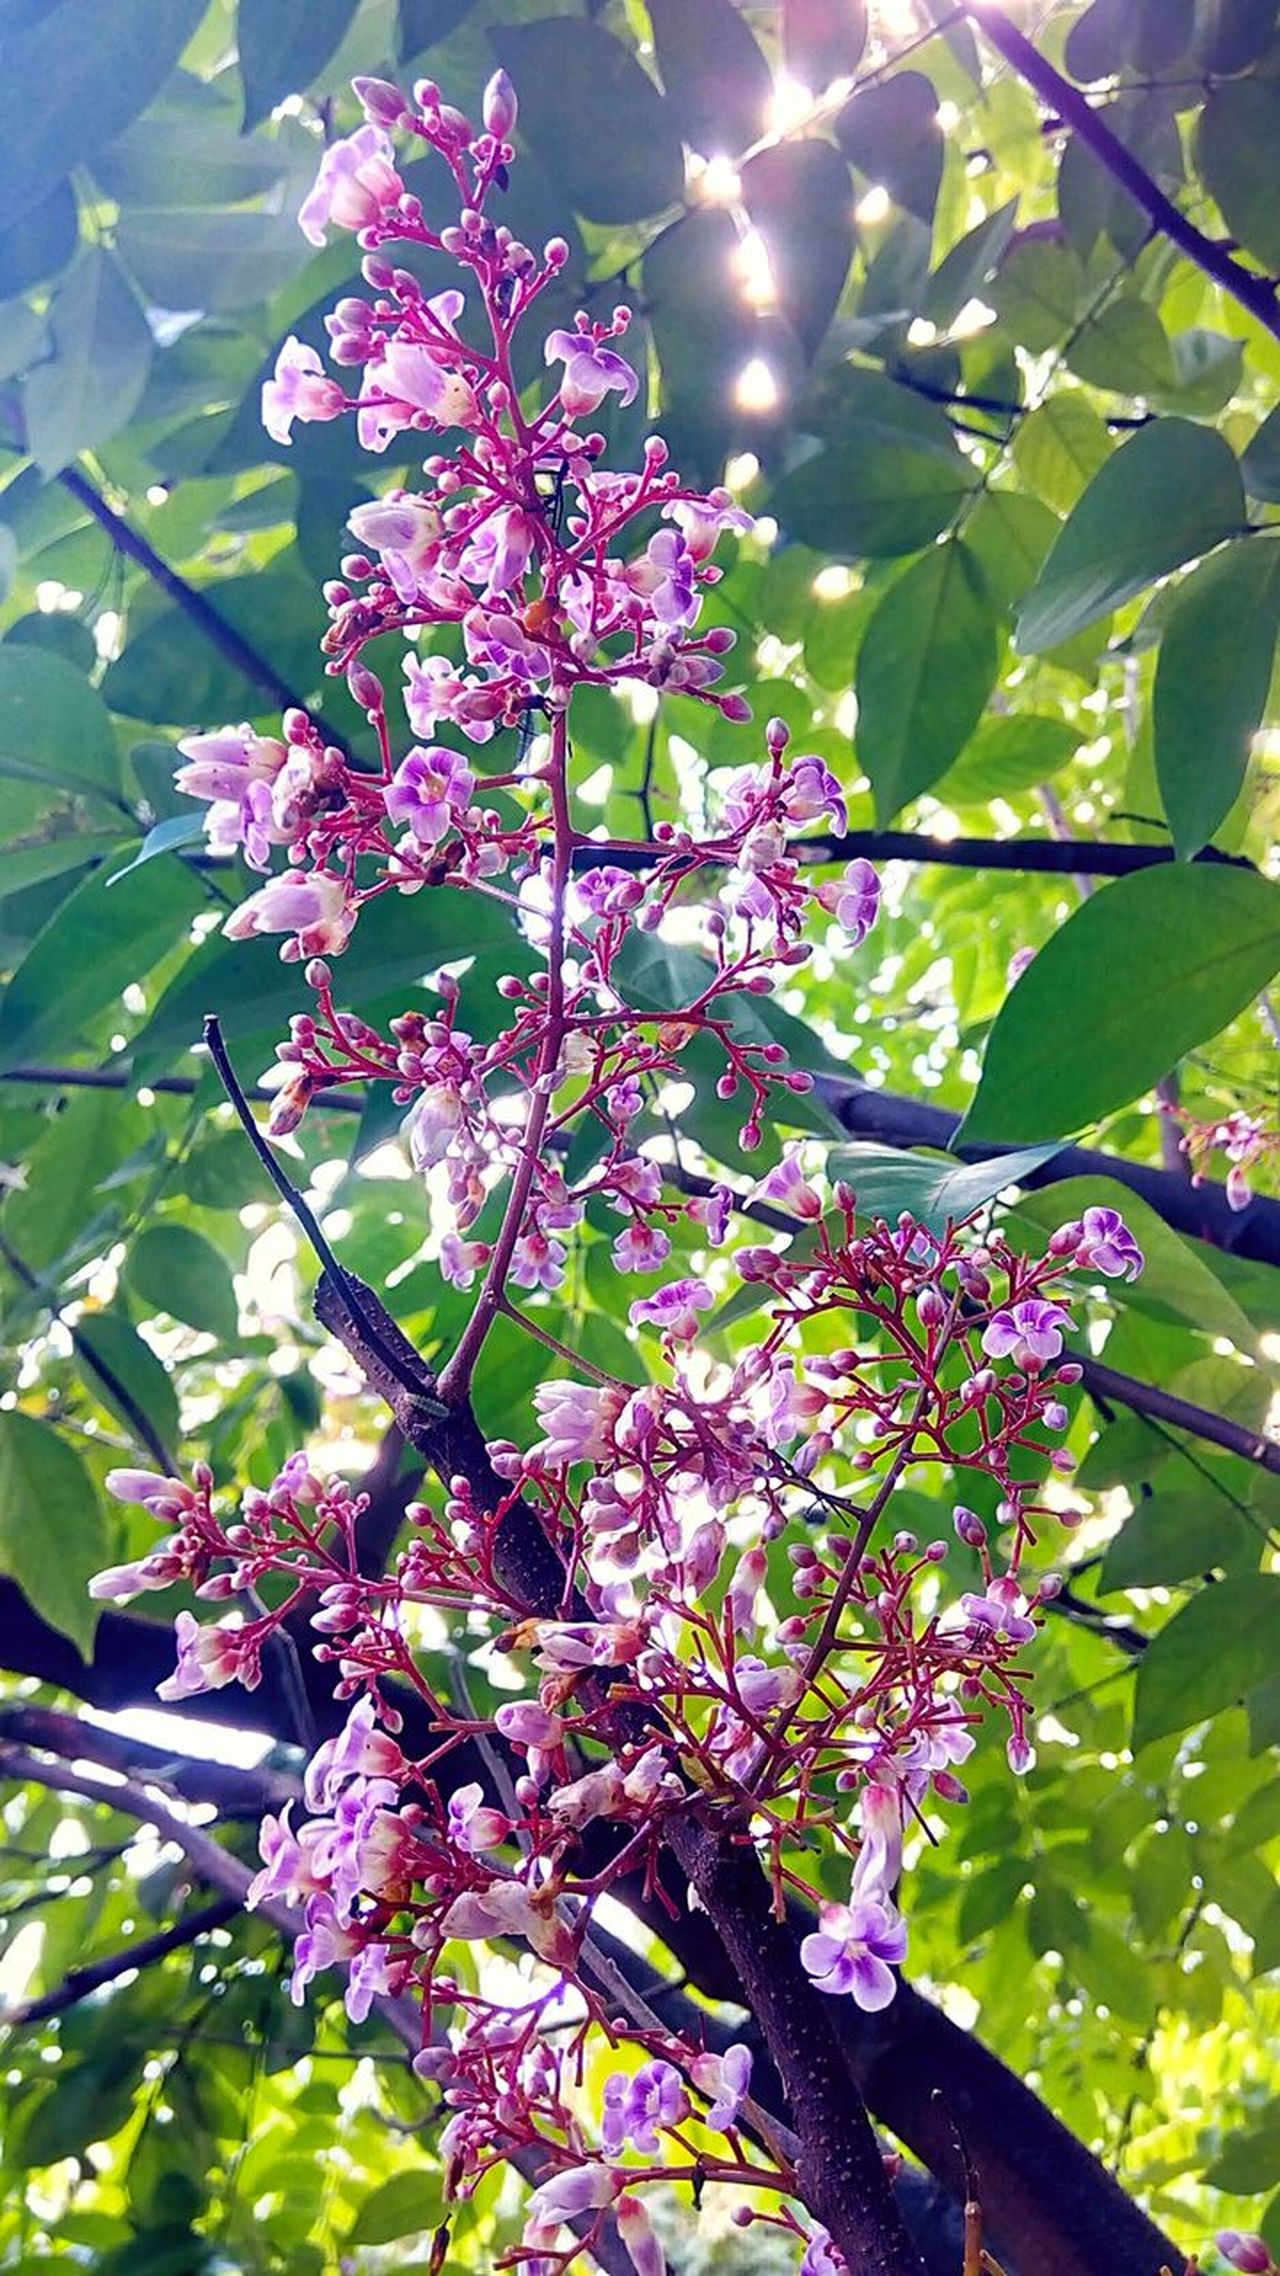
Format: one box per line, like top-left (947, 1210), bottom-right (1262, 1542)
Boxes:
top-left (105, 68), bottom-right (1149, 2276)
top-left (1164, 1101), bottom-right (1277, 1212)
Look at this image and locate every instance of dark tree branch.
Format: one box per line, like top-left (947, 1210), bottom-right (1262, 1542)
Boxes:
top-left (0, 1230), bottom-right (174, 1473)
top-left (963, 1), bottom-right (1280, 344)
top-left (58, 467), bottom-right (350, 752)
top-left (581, 833), bottom-right (1251, 880)
top-left (5, 1898), bottom-right (239, 2027)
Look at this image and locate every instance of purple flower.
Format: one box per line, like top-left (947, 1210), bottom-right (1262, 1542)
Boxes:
top-left (960, 1580), bottom-right (1037, 1646)
top-left (459, 503), bottom-right (541, 594)
top-left (157, 1610), bottom-right (252, 1702)
top-left (690, 2043), bottom-right (752, 2133)
top-left (262, 337), bottom-right (346, 446)
top-left (601, 2059), bottom-right (689, 2154)
top-left (1216, 2235), bottom-right (1274, 2274)
top-left (800, 1893), bottom-right (907, 2010)
top-left (1075, 1205), bottom-right (1144, 1282)
top-left (358, 311), bottom-right (477, 451)
top-left (223, 870), bottom-right (355, 956)
top-left (384, 743), bottom-right (474, 847)
top-left (290, 1891), bottom-right (360, 2005)
top-left (780, 755), bottom-right (847, 831)
top-left (817, 857), bottom-right (881, 945)
top-left (298, 124), bottom-right (402, 246)
top-left (304, 1695), bottom-right (406, 1810)
top-left (630, 529), bottom-right (698, 628)
top-left (612, 1221), bottom-right (672, 1273)
top-left (981, 1298), bottom-right (1071, 1372)
top-left (531, 1380), bottom-right (620, 1466)
top-left (446, 1781), bottom-right (512, 1854)
top-left (545, 326), bottom-right (639, 419)
top-left (630, 1277), bottom-right (714, 1340)
top-left (801, 2229), bottom-right (847, 2276)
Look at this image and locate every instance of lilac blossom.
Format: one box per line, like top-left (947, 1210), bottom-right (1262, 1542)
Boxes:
top-left (1075, 1205), bottom-right (1144, 1281)
top-left (799, 1892), bottom-right (907, 2010)
top-left (544, 326), bottom-right (639, 418)
top-left (223, 869), bottom-right (355, 957)
top-left (816, 857), bottom-right (881, 945)
top-left (156, 1610), bottom-right (253, 1701)
top-left (447, 1782), bottom-right (513, 1854)
top-left (304, 1695), bottom-right (406, 1810)
top-left (689, 2043), bottom-right (752, 2133)
top-left (602, 2060), bottom-right (690, 2154)
top-left (981, 1297), bottom-right (1072, 1372)
top-left (384, 744), bottom-right (474, 846)
top-left (630, 1277), bottom-right (714, 1340)
top-left (262, 337), bottom-right (346, 446)
top-left (298, 124), bottom-right (402, 245)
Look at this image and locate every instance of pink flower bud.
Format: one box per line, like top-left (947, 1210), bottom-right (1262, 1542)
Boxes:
top-left (1217, 2234), bottom-right (1273, 2273)
top-left (483, 68), bottom-right (518, 138)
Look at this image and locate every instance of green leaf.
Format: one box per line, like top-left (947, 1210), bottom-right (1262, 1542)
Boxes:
top-left (490, 21), bottom-right (684, 224)
top-left (1066, 297), bottom-right (1174, 395)
top-left (1206, 2107), bottom-right (1280, 2194)
top-left (1100, 1490), bottom-right (1256, 1592)
top-left (645, 209), bottom-right (759, 486)
top-left (828, 1142), bottom-right (1065, 1230)
top-left (347, 2172), bottom-right (446, 2247)
top-left (1015, 418), bottom-right (1245, 653)
top-left (238, 0), bottom-right (362, 129)
top-left (3, 1087), bottom-right (149, 1274)
top-left (1012, 394), bottom-right (1111, 515)
top-left (0, 1410), bottom-right (105, 1652)
top-left (924, 198), bottom-right (1019, 330)
top-left (990, 239), bottom-right (1084, 353)
top-left (1196, 0), bottom-right (1280, 73)
top-left (0, 646), bottom-right (121, 801)
top-left (1243, 404), bottom-right (1280, 505)
top-left (102, 572), bottom-right (325, 724)
top-left (0, 833), bottom-right (124, 902)
top-left (0, 0), bottom-right (207, 220)
top-left (649, 0), bottom-right (771, 156)
top-left (1200, 78), bottom-right (1280, 272)
top-left (934, 714), bottom-right (1080, 806)
top-left (109, 815), bottom-right (208, 884)
top-left (76, 1309), bottom-right (180, 1460)
top-left (856, 541), bottom-right (1000, 820)
top-left (772, 439), bottom-right (973, 560)
top-left (1154, 329), bottom-right (1245, 418)
top-left (741, 140), bottom-right (854, 360)
top-left (397, 0), bottom-right (478, 57)
top-left (22, 248), bottom-right (153, 477)
top-left (1067, 0), bottom-right (1196, 78)
top-left (127, 1225), bottom-right (239, 1344)
top-left (836, 73), bottom-right (943, 225)
top-left (92, 113), bottom-right (289, 208)
top-left (0, 177), bottom-right (77, 299)
top-left (961, 866), bottom-right (1280, 1142)
top-left (0, 855), bottom-right (206, 1071)
top-left (1154, 538), bottom-right (1280, 858)
top-left (783, 0), bottom-right (867, 83)
top-left (963, 490), bottom-right (1060, 615)
top-left (117, 206), bottom-right (315, 315)
top-left (1133, 1577), bottom-right (1280, 1751)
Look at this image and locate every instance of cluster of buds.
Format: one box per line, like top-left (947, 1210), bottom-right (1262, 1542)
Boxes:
top-left (109, 69), bottom-right (1153, 2276)
top-left (1163, 1101), bottom-right (1277, 1212)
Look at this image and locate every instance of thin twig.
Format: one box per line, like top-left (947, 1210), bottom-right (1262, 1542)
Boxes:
top-left (5, 1898), bottom-right (239, 2027)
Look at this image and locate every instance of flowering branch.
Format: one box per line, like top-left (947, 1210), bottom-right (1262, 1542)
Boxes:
top-left (72, 66), bottom-right (1181, 2276)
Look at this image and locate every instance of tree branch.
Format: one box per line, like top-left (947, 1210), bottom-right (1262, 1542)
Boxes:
top-left (964, 1), bottom-right (1280, 344)
top-left (57, 466), bottom-right (351, 755)
top-left (5, 1897), bottom-right (239, 2027)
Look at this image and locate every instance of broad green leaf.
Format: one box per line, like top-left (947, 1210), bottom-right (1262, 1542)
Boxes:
top-left (1066, 0), bottom-right (1195, 78)
top-left (1133, 1576), bottom-right (1280, 1751)
top-left (1196, 0), bottom-right (1280, 73)
top-left (238, 0), bottom-right (362, 128)
top-left (856, 541), bottom-right (1000, 820)
top-left (828, 1142), bottom-right (1065, 1229)
top-left (961, 866), bottom-right (1280, 1142)
top-left (1243, 403), bottom-right (1280, 505)
top-left (127, 1225), bottom-right (239, 1344)
top-left (109, 815), bottom-right (208, 885)
top-left (22, 248), bottom-right (153, 477)
top-left (117, 206), bottom-right (315, 314)
top-left (990, 239), bottom-right (1084, 353)
top-left (1206, 2108), bottom-right (1280, 2194)
top-left (92, 114), bottom-right (289, 208)
top-left (347, 2171), bottom-right (446, 2247)
top-left (649, 0), bottom-right (771, 156)
top-left (76, 1309), bottom-right (181, 1461)
top-left (935, 714), bottom-right (1080, 806)
top-left (0, 0), bottom-right (206, 220)
top-left (804, 364), bottom-right (960, 459)
top-left (1015, 419), bottom-right (1245, 653)
top-left (103, 572), bottom-right (325, 725)
top-left (645, 209), bottom-right (757, 487)
top-left (0, 178), bottom-right (77, 299)
top-left (0, 832), bottom-right (123, 901)
top-left (963, 490), bottom-right (1059, 615)
top-left (1154, 538), bottom-right (1280, 858)
top-left (924, 198), bottom-right (1019, 329)
top-left (2, 1088), bottom-right (149, 1274)
top-left (1100, 1490), bottom-right (1256, 1592)
top-left (836, 73), bottom-right (943, 225)
top-left (0, 1410), bottom-right (105, 1651)
top-left (1012, 394), bottom-right (1111, 515)
top-left (1154, 329), bottom-right (1245, 418)
top-left (742, 140), bottom-right (854, 360)
top-left (1066, 298), bottom-right (1175, 396)
top-left (491, 21), bottom-right (684, 224)
top-left (773, 439), bottom-right (973, 561)
top-left (0, 856), bottom-right (206, 1071)
top-left (1199, 79), bottom-right (1280, 271)
top-left (783, 0), bottom-right (868, 82)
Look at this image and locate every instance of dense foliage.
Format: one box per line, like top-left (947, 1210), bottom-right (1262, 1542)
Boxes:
top-left (1, 3), bottom-right (1280, 2274)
